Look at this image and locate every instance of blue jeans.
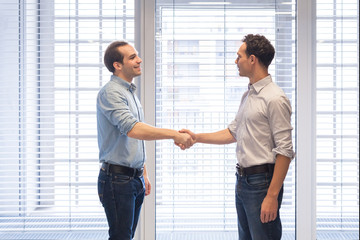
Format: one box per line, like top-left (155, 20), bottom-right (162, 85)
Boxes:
top-left (235, 172), bottom-right (283, 240)
top-left (98, 168), bottom-right (145, 240)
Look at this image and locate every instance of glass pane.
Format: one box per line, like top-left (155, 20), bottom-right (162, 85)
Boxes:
top-left (155, 0), bottom-right (297, 239)
top-left (0, 0), bottom-right (135, 235)
top-left (316, 0), bottom-right (359, 239)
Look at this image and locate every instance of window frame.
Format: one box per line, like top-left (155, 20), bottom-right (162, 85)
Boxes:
top-left (0, 0), bottom-right (358, 239)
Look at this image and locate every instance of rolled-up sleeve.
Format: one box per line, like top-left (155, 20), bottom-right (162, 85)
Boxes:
top-left (228, 118), bottom-right (238, 139)
top-left (268, 96), bottom-right (295, 160)
top-left (97, 89), bottom-right (138, 135)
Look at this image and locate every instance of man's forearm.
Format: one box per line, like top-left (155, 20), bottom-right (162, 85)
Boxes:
top-left (196, 129), bottom-right (236, 145)
top-left (266, 155), bottom-right (291, 198)
top-left (127, 122), bottom-right (178, 141)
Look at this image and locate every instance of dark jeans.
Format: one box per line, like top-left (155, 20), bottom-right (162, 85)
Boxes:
top-left (235, 172), bottom-right (283, 240)
top-left (98, 168), bottom-right (145, 240)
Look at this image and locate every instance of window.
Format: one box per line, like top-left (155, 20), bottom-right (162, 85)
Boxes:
top-left (154, 0), bottom-right (296, 239)
top-left (1, 1), bottom-right (358, 239)
top-left (0, 0), bottom-right (134, 236)
top-left (316, 0), bottom-right (359, 238)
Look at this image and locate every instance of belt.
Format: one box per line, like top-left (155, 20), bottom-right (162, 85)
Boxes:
top-left (236, 163), bottom-right (275, 177)
top-left (101, 162), bottom-right (144, 177)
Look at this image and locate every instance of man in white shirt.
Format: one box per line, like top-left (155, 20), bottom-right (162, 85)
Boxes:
top-left (180, 34), bottom-right (295, 240)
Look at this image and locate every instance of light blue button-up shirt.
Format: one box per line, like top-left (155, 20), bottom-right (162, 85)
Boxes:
top-left (97, 75), bottom-right (145, 168)
top-left (228, 75), bottom-right (295, 168)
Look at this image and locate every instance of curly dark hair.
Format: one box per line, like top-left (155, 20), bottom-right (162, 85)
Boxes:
top-left (242, 34), bottom-right (275, 68)
top-left (104, 41), bottom-right (129, 73)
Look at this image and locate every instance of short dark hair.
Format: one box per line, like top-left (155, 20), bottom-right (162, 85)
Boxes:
top-left (242, 34), bottom-right (275, 68)
top-left (104, 41), bottom-right (129, 73)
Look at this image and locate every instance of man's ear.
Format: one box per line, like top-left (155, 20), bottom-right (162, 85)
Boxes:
top-left (250, 55), bottom-right (256, 64)
top-left (113, 62), bottom-right (122, 71)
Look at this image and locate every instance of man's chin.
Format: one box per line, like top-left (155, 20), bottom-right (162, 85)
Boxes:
top-left (133, 68), bottom-right (141, 75)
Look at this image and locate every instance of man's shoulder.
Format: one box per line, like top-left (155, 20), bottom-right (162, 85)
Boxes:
top-left (265, 82), bottom-right (287, 97)
top-left (99, 80), bottom-right (128, 96)
top-left (260, 83), bottom-right (291, 109)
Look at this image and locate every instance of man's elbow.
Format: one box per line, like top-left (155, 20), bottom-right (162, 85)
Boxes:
top-left (127, 122), bottom-right (141, 139)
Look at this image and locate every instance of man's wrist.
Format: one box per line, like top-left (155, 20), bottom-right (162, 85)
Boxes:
top-left (266, 189), bottom-right (279, 198)
top-left (172, 130), bottom-right (180, 141)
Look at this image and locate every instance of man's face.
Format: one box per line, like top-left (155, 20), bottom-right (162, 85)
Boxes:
top-left (235, 43), bottom-right (251, 77)
top-left (117, 44), bottom-right (142, 80)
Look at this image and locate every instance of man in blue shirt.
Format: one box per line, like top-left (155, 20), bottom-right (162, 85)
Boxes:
top-left (180, 34), bottom-right (295, 240)
top-left (97, 41), bottom-right (193, 240)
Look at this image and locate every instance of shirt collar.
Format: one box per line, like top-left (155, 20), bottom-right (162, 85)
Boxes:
top-left (111, 75), bottom-right (137, 93)
top-left (248, 75), bottom-right (272, 94)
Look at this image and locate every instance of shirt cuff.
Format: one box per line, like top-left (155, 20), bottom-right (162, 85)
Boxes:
top-left (272, 147), bottom-right (296, 160)
top-left (120, 119), bottom-right (138, 135)
top-left (227, 123), bottom-right (237, 139)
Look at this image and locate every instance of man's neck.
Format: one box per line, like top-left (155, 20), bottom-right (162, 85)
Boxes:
top-left (248, 64), bottom-right (269, 84)
top-left (249, 72), bottom-right (268, 85)
top-left (114, 73), bottom-right (133, 83)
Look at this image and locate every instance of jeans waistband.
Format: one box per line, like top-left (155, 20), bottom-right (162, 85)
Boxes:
top-left (101, 162), bottom-right (144, 177)
top-left (236, 163), bottom-right (275, 177)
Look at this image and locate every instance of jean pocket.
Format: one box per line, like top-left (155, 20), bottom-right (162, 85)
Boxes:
top-left (245, 173), bottom-right (270, 188)
top-left (97, 179), bottom-right (106, 204)
top-left (113, 174), bottom-right (132, 184)
top-left (139, 176), bottom-right (145, 192)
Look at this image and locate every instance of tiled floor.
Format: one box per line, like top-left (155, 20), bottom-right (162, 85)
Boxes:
top-left (0, 231), bottom-right (108, 240)
top-left (0, 231), bottom-right (358, 240)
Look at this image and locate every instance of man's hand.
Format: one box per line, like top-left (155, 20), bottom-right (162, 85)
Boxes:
top-left (260, 195), bottom-right (278, 223)
top-left (173, 132), bottom-right (194, 150)
top-left (143, 164), bottom-right (151, 196)
top-left (174, 129), bottom-right (197, 150)
top-left (144, 175), bottom-right (151, 196)
top-left (179, 129), bottom-right (197, 142)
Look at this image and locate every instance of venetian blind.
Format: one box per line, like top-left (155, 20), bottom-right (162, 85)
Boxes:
top-left (154, 0), bottom-right (296, 239)
top-left (0, 0), bottom-right (135, 233)
top-left (316, 0), bottom-right (359, 238)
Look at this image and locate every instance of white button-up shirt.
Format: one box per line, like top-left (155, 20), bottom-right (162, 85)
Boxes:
top-left (228, 75), bottom-right (295, 168)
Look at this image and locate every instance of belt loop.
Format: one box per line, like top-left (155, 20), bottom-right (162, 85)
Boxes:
top-left (132, 169), bottom-right (136, 178)
top-left (268, 163), bottom-right (274, 174)
top-left (106, 162), bottom-right (110, 175)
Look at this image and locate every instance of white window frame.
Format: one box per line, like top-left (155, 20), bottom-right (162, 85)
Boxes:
top-left (296, 0), bottom-right (317, 239)
top-left (136, 0), bottom-right (156, 239)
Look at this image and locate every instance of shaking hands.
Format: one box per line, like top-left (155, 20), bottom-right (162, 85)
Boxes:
top-left (174, 129), bottom-right (196, 150)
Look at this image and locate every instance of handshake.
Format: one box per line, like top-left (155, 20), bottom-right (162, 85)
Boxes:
top-left (173, 129), bottom-right (196, 150)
